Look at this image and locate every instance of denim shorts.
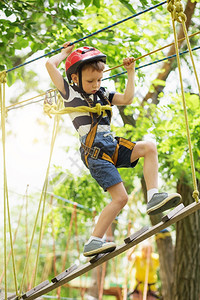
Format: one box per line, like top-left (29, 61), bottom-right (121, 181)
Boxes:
top-left (80, 132), bottom-right (139, 191)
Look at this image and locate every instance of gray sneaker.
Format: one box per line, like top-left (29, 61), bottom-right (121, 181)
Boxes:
top-left (83, 239), bottom-right (116, 257)
top-left (147, 192), bottom-right (182, 215)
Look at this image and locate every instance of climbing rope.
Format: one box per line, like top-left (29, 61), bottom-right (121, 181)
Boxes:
top-left (5, 1), bottom-right (167, 74)
top-left (56, 204), bottom-right (77, 299)
top-left (103, 45), bottom-right (200, 81)
top-left (0, 71), bottom-right (19, 298)
top-left (167, 0), bottom-right (199, 203)
top-left (29, 210), bottom-right (51, 290)
top-left (43, 100), bottom-right (112, 118)
top-left (167, 0), bottom-right (200, 95)
top-left (19, 94), bottom-right (62, 295)
top-left (0, 71), bottom-right (7, 299)
top-left (61, 204), bottom-right (77, 271)
top-left (0, 187), bottom-right (25, 284)
top-left (50, 195), bottom-right (57, 277)
top-left (0, 37), bottom-right (199, 115)
top-left (25, 185), bottom-right (31, 289)
top-left (104, 30), bottom-right (200, 73)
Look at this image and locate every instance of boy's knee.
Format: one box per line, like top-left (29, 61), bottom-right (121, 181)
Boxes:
top-left (116, 194), bottom-right (128, 208)
top-left (145, 141), bottom-right (157, 155)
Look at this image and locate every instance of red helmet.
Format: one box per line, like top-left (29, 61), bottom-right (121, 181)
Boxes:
top-left (65, 46), bottom-right (106, 82)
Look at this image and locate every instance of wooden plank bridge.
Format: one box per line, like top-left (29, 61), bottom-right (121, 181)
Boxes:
top-left (15, 200), bottom-right (200, 300)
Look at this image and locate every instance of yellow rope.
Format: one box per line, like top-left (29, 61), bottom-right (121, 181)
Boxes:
top-left (0, 71), bottom-right (7, 300)
top-left (0, 192), bottom-right (25, 284)
top-left (6, 88), bottom-right (57, 110)
top-left (0, 70), bottom-right (7, 84)
top-left (43, 101), bottom-right (112, 118)
top-left (0, 71), bottom-right (19, 298)
top-left (33, 95), bottom-right (62, 287)
top-left (19, 95), bottom-right (62, 294)
top-left (181, 25), bottom-right (200, 96)
top-left (167, 0), bottom-right (199, 203)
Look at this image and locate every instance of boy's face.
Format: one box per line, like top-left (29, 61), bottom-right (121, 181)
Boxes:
top-left (72, 67), bottom-right (103, 94)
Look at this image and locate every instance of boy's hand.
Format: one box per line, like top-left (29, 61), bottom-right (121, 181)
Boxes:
top-left (61, 41), bottom-right (75, 56)
top-left (123, 57), bottom-right (135, 71)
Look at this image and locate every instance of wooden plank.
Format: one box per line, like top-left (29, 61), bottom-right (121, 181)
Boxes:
top-left (51, 264), bottom-right (78, 283)
top-left (25, 200), bottom-right (200, 300)
top-left (22, 280), bottom-right (49, 298)
top-left (162, 203), bottom-right (185, 222)
top-left (89, 253), bottom-right (106, 263)
top-left (124, 225), bottom-right (149, 244)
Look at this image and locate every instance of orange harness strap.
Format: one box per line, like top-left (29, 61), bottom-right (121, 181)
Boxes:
top-left (81, 92), bottom-right (135, 168)
top-left (83, 136), bottom-right (135, 168)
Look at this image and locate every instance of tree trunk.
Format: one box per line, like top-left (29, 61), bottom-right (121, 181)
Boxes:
top-left (155, 233), bottom-right (174, 300)
top-left (173, 178), bottom-right (200, 300)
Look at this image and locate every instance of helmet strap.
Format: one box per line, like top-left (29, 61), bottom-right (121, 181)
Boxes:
top-left (78, 68), bottom-right (83, 91)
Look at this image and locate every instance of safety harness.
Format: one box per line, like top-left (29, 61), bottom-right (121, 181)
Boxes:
top-left (79, 88), bottom-right (135, 168)
top-left (80, 88), bottom-right (119, 167)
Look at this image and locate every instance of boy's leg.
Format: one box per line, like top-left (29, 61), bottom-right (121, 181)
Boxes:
top-left (131, 141), bottom-right (182, 214)
top-left (92, 182), bottom-right (128, 237)
top-left (83, 182), bottom-right (127, 256)
top-left (131, 141), bottom-right (158, 190)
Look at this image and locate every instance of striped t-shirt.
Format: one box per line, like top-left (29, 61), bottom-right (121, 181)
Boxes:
top-left (59, 79), bottom-right (115, 137)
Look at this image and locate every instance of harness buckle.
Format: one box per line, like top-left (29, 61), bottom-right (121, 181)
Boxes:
top-left (91, 146), bottom-right (100, 159)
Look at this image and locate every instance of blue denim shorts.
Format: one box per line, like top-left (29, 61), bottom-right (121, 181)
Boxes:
top-left (80, 132), bottom-right (139, 191)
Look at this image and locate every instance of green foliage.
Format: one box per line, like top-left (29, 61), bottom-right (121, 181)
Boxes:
top-left (118, 0), bottom-right (136, 13)
top-left (0, 0), bottom-right (84, 74)
top-left (1, 0), bottom-right (173, 88)
top-left (113, 91), bottom-right (200, 190)
top-left (52, 169), bottom-right (108, 216)
top-left (152, 93), bottom-right (200, 186)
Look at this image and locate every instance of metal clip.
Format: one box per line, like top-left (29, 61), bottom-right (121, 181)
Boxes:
top-left (45, 89), bottom-right (57, 105)
top-left (91, 146), bottom-right (100, 159)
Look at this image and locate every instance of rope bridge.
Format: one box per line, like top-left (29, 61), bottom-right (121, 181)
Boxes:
top-left (0, 0), bottom-right (200, 299)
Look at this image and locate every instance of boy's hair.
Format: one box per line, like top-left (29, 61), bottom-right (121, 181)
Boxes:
top-left (81, 60), bottom-right (105, 72)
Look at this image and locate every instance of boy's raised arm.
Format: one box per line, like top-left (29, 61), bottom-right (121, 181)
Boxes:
top-left (45, 42), bottom-right (74, 95)
top-left (112, 57), bottom-right (135, 106)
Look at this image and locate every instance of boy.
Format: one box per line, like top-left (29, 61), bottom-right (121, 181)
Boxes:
top-left (46, 42), bottom-right (182, 257)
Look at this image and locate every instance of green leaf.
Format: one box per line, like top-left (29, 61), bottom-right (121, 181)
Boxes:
top-left (118, 0), bottom-right (136, 14)
top-left (5, 9), bottom-right (13, 17)
top-left (83, 0), bottom-right (92, 7)
top-left (15, 37), bottom-right (29, 49)
top-left (93, 0), bottom-right (101, 8)
top-left (130, 35), bottom-right (141, 42)
top-left (7, 72), bottom-right (15, 87)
